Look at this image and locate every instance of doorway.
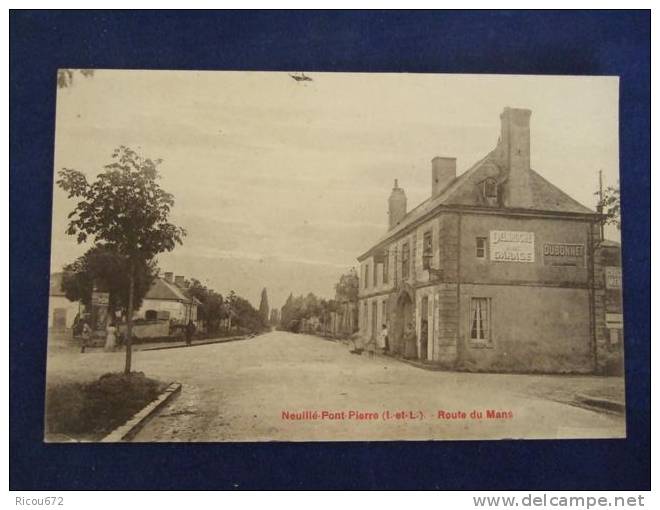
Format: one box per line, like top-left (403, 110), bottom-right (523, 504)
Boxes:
top-left (420, 296), bottom-right (428, 360)
top-left (392, 291), bottom-right (413, 355)
top-left (371, 301), bottom-right (378, 343)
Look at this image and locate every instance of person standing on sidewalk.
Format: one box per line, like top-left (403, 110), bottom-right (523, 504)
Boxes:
top-left (185, 319), bottom-right (195, 347)
top-left (378, 324), bottom-right (389, 354)
top-left (81, 322), bottom-right (92, 353)
top-left (403, 321), bottom-right (417, 359)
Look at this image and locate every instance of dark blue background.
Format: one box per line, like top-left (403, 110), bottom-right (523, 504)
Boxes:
top-left (10, 10), bottom-right (650, 490)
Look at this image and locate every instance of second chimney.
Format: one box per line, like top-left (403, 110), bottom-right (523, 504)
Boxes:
top-left (164, 272), bottom-right (174, 284)
top-left (500, 107), bottom-right (533, 208)
top-left (175, 275), bottom-right (185, 287)
top-left (431, 157), bottom-right (456, 197)
top-left (388, 179), bottom-right (407, 230)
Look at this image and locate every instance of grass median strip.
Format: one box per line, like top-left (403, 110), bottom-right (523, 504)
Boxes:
top-left (45, 372), bottom-right (170, 442)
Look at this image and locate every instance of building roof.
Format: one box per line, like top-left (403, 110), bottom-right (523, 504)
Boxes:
top-left (50, 272), bottom-right (199, 305)
top-left (359, 151), bottom-right (598, 261)
top-left (145, 277), bottom-right (195, 303)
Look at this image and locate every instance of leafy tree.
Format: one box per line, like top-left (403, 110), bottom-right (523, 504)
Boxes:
top-left (596, 185), bottom-right (621, 230)
top-left (57, 146), bottom-right (186, 374)
top-left (186, 279), bottom-right (225, 334)
top-left (335, 268), bottom-right (359, 301)
top-left (61, 244), bottom-right (157, 316)
top-left (57, 69), bottom-right (95, 88)
top-left (232, 296), bottom-right (267, 333)
top-left (258, 288), bottom-right (270, 324)
top-left (224, 290), bottom-right (238, 332)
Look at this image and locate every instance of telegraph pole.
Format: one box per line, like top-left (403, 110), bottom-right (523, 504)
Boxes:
top-left (598, 170), bottom-right (605, 240)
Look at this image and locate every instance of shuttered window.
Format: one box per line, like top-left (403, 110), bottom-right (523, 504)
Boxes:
top-left (470, 298), bottom-right (491, 343)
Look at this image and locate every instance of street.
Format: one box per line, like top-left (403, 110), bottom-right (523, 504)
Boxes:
top-left (46, 331), bottom-right (626, 442)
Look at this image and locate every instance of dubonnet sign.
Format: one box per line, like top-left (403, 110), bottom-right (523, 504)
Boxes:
top-left (490, 230), bottom-right (535, 263)
top-left (543, 243), bottom-right (585, 267)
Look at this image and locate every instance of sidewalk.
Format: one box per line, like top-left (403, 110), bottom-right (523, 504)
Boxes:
top-left (56, 334), bottom-right (251, 354)
top-left (137, 335), bottom-right (249, 351)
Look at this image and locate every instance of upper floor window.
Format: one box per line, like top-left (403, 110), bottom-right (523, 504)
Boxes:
top-left (482, 178), bottom-right (499, 204)
top-left (373, 261), bottom-right (378, 287)
top-left (364, 264), bottom-right (369, 289)
top-left (383, 251), bottom-right (389, 284)
top-left (422, 231), bottom-right (433, 269)
top-left (402, 242), bottom-right (410, 279)
top-left (476, 237), bottom-right (487, 258)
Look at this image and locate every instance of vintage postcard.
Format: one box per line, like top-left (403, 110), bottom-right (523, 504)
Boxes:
top-left (45, 70), bottom-right (625, 442)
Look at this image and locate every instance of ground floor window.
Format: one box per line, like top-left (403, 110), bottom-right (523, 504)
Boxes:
top-left (470, 297), bottom-right (491, 343)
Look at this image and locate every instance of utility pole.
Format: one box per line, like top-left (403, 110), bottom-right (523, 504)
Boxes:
top-left (597, 170), bottom-right (605, 241)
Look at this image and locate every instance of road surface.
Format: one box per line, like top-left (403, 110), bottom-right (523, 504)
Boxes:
top-left (46, 331), bottom-right (626, 442)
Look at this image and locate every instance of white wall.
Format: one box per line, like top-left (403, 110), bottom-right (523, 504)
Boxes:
top-left (48, 296), bottom-right (80, 329)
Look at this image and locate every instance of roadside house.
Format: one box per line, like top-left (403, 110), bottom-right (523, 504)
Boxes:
top-left (48, 272), bottom-right (80, 330)
top-left (357, 107), bottom-right (616, 373)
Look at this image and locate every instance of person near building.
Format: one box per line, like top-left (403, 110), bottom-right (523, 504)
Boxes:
top-left (105, 320), bottom-right (117, 351)
top-left (185, 319), bottom-right (196, 347)
top-left (378, 323), bottom-right (389, 353)
top-left (81, 322), bottom-right (92, 353)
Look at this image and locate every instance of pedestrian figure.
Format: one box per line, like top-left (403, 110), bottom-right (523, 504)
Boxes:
top-left (185, 319), bottom-right (195, 347)
top-left (105, 320), bottom-right (117, 351)
top-left (81, 322), bottom-right (92, 353)
top-left (378, 323), bottom-right (389, 354)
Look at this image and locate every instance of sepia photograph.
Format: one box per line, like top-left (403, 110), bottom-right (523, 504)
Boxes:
top-left (44, 70), bottom-right (625, 443)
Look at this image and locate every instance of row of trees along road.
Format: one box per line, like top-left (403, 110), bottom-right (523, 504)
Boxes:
top-left (279, 293), bottom-right (339, 333)
top-left (279, 268), bottom-right (359, 334)
top-left (58, 147), bottom-right (270, 373)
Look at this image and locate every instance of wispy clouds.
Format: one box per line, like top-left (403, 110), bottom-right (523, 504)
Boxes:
top-left (51, 71), bottom-right (619, 308)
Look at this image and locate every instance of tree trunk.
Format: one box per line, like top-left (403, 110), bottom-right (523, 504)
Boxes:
top-left (124, 259), bottom-right (135, 375)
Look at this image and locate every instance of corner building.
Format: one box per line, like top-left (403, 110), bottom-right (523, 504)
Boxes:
top-left (357, 107), bottom-right (609, 373)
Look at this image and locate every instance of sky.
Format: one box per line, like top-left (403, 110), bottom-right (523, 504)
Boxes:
top-left (51, 70), bottom-right (620, 310)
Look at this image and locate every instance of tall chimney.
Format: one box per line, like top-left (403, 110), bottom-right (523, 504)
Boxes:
top-left (164, 272), bottom-right (174, 284)
top-left (175, 275), bottom-right (185, 287)
top-left (388, 179), bottom-right (407, 230)
top-left (431, 157), bottom-right (456, 197)
top-left (500, 107), bottom-right (533, 208)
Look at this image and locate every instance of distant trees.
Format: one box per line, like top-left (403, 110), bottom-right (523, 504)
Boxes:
top-left (596, 185), bottom-right (621, 231)
top-left (279, 292), bottom-right (338, 334)
top-left (232, 295), bottom-right (268, 333)
top-left (185, 279), bottom-right (226, 335)
top-left (279, 268), bottom-right (360, 335)
top-left (57, 146), bottom-right (186, 374)
top-left (335, 268), bottom-right (359, 302)
top-left (57, 69), bottom-right (94, 88)
top-left (258, 288), bottom-right (270, 324)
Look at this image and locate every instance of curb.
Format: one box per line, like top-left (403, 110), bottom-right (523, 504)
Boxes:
top-left (139, 335), bottom-right (249, 351)
top-left (574, 393), bottom-right (626, 415)
top-left (101, 382), bottom-right (182, 442)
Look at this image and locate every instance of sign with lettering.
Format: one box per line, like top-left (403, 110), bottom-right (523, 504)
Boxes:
top-left (543, 243), bottom-right (585, 267)
top-left (490, 231), bottom-right (534, 263)
top-left (605, 312), bottom-right (623, 329)
top-left (91, 291), bottom-right (110, 306)
top-left (605, 266), bottom-right (622, 289)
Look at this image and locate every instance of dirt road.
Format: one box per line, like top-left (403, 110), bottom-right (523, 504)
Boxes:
top-left (46, 331), bottom-right (625, 441)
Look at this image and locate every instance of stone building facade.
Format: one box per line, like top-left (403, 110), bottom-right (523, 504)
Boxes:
top-left (357, 107), bottom-right (616, 373)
